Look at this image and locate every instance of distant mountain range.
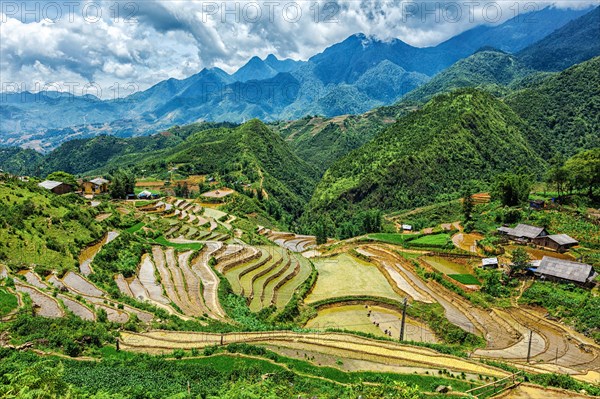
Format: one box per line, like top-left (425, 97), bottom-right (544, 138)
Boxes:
top-left (1, 6), bottom-right (596, 151)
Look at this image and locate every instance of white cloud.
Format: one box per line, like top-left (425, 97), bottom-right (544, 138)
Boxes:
top-left (0, 0), bottom-right (596, 98)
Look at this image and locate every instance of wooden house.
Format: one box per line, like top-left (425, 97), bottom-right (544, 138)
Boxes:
top-left (534, 256), bottom-right (597, 286)
top-left (38, 180), bottom-right (72, 195)
top-left (533, 234), bottom-right (579, 252)
top-left (82, 178), bottom-right (110, 195)
top-left (497, 224), bottom-right (547, 242)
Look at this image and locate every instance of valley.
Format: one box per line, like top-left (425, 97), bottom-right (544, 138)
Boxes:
top-left (1, 4), bottom-right (599, 398)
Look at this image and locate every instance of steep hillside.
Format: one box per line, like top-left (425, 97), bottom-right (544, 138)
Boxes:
top-left (305, 90), bottom-right (545, 234)
top-left (271, 104), bottom-right (411, 173)
top-left (117, 120), bottom-right (319, 218)
top-left (506, 57), bottom-right (600, 157)
top-left (0, 179), bottom-right (105, 272)
top-left (435, 6), bottom-right (592, 58)
top-left (39, 122), bottom-right (235, 176)
top-left (0, 147), bottom-right (45, 175)
top-left (518, 7), bottom-right (600, 71)
top-left (401, 50), bottom-right (534, 104)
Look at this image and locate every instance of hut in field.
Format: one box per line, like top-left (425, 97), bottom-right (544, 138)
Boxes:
top-left (482, 257), bottom-right (499, 269)
top-left (137, 190), bottom-right (153, 200)
top-left (533, 234), bottom-right (579, 253)
top-left (38, 180), bottom-right (72, 195)
top-left (534, 256), bottom-right (598, 286)
top-left (402, 224), bottom-right (413, 232)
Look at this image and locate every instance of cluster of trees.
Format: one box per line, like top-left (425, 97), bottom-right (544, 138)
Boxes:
top-left (492, 173), bottom-right (533, 207)
top-left (108, 169), bottom-right (135, 200)
top-left (546, 148), bottom-right (600, 199)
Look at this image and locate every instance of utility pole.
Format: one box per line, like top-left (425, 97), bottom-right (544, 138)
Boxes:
top-left (399, 298), bottom-right (408, 342)
top-left (526, 330), bottom-right (533, 363)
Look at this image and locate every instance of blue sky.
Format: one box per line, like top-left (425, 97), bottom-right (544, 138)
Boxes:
top-left (0, 1), bottom-right (595, 97)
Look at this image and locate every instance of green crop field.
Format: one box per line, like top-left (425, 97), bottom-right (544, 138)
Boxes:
top-left (448, 274), bottom-right (481, 285)
top-left (0, 287), bottom-right (18, 316)
top-left (409, 234), bottom-right (452, 247)
top-left (368, 233), bottom-right (414, 245)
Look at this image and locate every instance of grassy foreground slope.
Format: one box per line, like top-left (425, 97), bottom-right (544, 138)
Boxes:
top-left (0, 179), bottom-right (105, 272)
top-left (305, 89), bottom-right (545, 231)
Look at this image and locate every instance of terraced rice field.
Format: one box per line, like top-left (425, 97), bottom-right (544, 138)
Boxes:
top-left (305, 304), bottom-right (438, 343)
top-left (306, 253), bottom-right (403, 304)
top-left (258, 227), bottom-right (317, 252)
top-left (79, 231), bottom-right (119, 275)
top-left (120, 330), bottom-right (508, 378)
top-left (273, 255), bottom-right (312, 309)
top-left (191, 242), bottom-right (227, 319)
top-left (452, 232), bottom-right (483, 253)
top-left (422, 256), bottom-right (471, 275)
top-left (14, 281), bottom-right (64, 318)
top-left (58, 294), bottom-right (95, 320)
top-left (217, 244), bottom-right (312, 311)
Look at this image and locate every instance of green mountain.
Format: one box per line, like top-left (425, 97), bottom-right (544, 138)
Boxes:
top-left (305, 90), bottom-right (545, 233)
top-left (40, 122), bottom-right (236, 176)
top-left (270, 104), bottom-right (412, 173)
top-left (0, 147), bottom-right (45, 175)
top-left (401, 50), bottom-right (535, 104)
top-left (506, 57), bottom-right (600, 157)
top-left (517, 7), bottom-right (600, 72)
top-left (94, 120), bottom-right (319, 219)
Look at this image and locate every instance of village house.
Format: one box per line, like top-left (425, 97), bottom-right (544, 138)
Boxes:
top-left (82, 178), bottom-right (110, 195)
top-left (482, 257), bottom-right (499, 269)
top-left (533, 234), bottom-right (579, 253)
top-left (533, 256), bottom-right (598, 286)
top-left (497, 224), bottom-right (548, 242)
top-left (137, 190), bottom-right (153, 200)
top-left (38, 180), bottom-right (73, 195)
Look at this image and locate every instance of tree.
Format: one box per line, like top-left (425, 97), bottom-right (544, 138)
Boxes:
top-left (509, 247), bottom-right (531, 277)
top-left (462, 185), bottom-right (475, 222)
top-left (108, 169), bottom-right (136, 200)
top-left (492, 173), bottom-right (532, 207)
top-left (46, 171), bottom-right (77, 188)
top-left (564, 148), bottom-right (600, 198)
top-left (546, 165), bottom-right (570, 199)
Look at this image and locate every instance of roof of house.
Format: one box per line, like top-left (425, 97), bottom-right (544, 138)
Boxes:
top-left (138, 190), bottom-right (152, 197)
top-left (402, 224), bottom-right (412, 230)
top-left (497, 224), bottom-right (546, 239)
top-left (482, 257), bottom-right (499, 266)
top-left (536, 256), bottom-right (597, 283)
top-left (38, 180), bottom-right (65, 190)
top-left (546, 234), bottom-right (579, 246)
top-left (90, 178), bottom-right (109, 185)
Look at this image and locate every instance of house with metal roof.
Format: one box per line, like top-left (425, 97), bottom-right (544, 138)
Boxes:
top-left (82, 177), bottom-right (110, 196)
top-left (535, 256), bottom-right (598, 286)
top-left (38, 180), bottom-right (72, 195)
top-left (533, 234), bottom-right (579, 253)
top-left (482, 257), bottom-right (499, 268)
top-left (497, 224), bottom-right (548, 242)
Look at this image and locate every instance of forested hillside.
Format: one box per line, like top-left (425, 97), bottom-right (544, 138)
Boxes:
top-left (271, 104), bottom-right (410, 173)
top-left (506, 57), bottom-right (600, 157)
top-left (518, 6), bottom-right (600, 71)
top-left (401, 50), bottom-right (534, 104)
top-left (305, 90), bottom-right (546, 235)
